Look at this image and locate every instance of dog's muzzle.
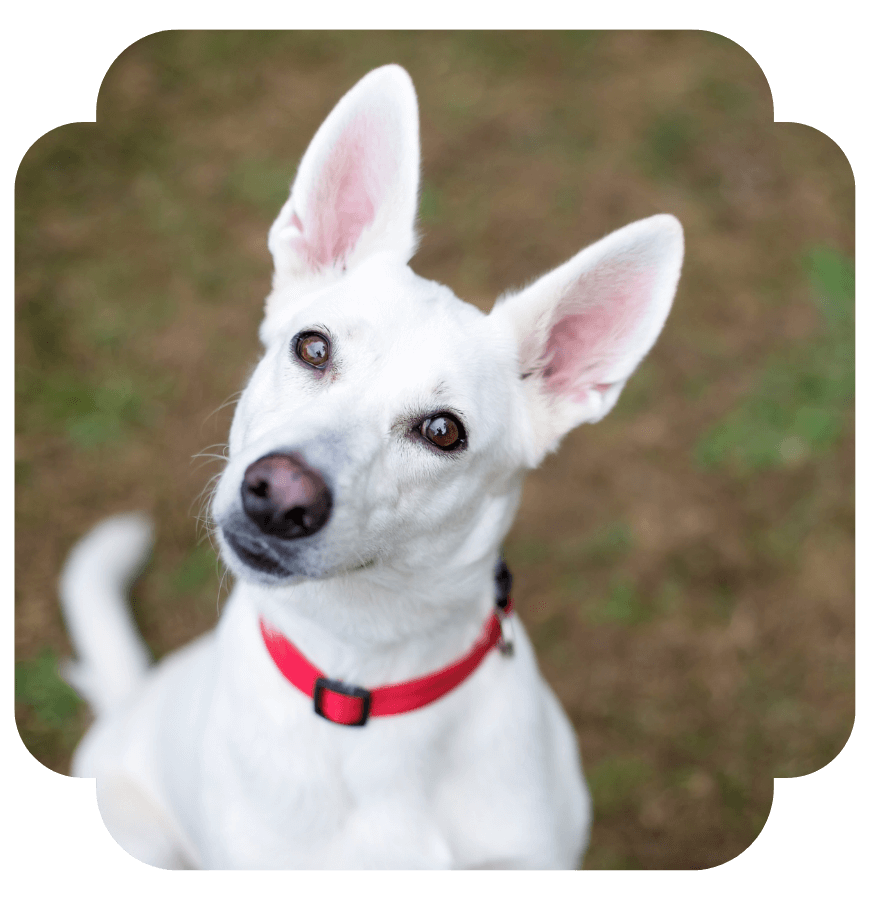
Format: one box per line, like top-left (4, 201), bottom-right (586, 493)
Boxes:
top-left (218, 452), bottom-right (335, 579)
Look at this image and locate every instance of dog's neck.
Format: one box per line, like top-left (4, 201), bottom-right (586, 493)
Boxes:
top-left (237, 547), bottom-right (506, 687)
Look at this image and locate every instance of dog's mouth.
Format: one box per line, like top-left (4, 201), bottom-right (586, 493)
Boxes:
top-left (222, 524), bottom-right (381, 583)
top-left (223, 530), bottom-right (295, 578)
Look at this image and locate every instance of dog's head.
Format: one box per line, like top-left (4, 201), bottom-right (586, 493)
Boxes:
top-left (211, 65), bottom-right (683, 586)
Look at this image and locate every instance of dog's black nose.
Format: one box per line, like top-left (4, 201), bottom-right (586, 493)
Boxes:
top-left (241, 454), bottom-right (332, 539)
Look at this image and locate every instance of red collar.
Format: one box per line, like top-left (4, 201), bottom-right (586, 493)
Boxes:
top-left (259, 597), bottom-right (514, 727)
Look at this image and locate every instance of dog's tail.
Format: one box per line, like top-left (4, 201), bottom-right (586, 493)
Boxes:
top-left (59, 513), bottom-right (155, 716)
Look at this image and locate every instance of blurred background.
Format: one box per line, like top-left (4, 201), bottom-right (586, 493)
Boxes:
top-left (15, 31), bottom-right (854, 869)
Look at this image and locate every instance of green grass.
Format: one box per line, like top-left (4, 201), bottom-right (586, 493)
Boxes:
top-left (694, 247), bottom-right (854, 473)
top-left (15, 649), bottom-right (82, 730)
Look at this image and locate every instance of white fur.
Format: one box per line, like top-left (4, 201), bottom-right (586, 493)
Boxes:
top-left (61, 65), bottom-right (682, 869)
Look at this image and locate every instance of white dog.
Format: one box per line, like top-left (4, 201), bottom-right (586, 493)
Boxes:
top-left (60, 65), bottom-right (683, 869)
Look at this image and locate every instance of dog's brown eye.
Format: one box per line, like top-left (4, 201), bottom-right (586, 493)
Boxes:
top-left (420, 414), bottom-right (466, 451)
top-left (295, 332), bottom-right (330, 369)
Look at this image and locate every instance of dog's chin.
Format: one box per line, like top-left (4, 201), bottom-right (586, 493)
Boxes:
top-left (221, 530), bottom-right (309, 584)
top-left (223, 530), bottom-right (376, 586)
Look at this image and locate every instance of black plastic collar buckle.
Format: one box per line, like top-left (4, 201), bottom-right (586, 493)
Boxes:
top-left (313, 677), bottom-right (372, 727)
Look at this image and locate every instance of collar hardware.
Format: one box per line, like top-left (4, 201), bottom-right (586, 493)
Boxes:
top-left (313, 677), bottom-right (372, 726)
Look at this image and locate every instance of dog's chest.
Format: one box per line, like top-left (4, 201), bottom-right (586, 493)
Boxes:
top-left (181, 607), bottom-right (454, 868)
top-left (173, 592), bottom-right (582, 869)
top-left (195, 674), bottom-right (467, 868)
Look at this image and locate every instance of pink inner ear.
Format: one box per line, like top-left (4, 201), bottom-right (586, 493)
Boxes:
top-left (290, 113), bottom-right (388, 269)
top-left (543, 273), bottom-right (652, 401)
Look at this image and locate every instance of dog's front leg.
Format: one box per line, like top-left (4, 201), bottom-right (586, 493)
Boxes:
top-left (96, 772), bottom-right (196, 869)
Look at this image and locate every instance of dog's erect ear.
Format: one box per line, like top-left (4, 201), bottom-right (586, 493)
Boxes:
top-left (492, 214), bottom-right (683, 465)
top-left (267, 65), bottom-right (420, 289)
